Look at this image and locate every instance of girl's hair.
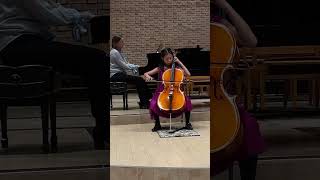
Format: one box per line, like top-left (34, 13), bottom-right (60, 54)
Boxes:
top-left (112, 35), bottom-right (122, 48)
top-left (158, 47), bottom-right (180, 71)
top-left (160, 47), bottom-right (174, 59)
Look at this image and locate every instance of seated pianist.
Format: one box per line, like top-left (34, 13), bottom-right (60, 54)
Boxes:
top-left (110, 35), bottom-right (152, 109)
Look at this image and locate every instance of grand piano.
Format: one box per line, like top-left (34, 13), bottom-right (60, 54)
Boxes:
top-left (138, 47), bottom-right (210, 77)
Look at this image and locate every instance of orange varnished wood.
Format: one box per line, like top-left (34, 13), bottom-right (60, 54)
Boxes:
top-left (210, 23), bottom-right (243, 157)
top-left (158, 68), bottom-right (185, 112)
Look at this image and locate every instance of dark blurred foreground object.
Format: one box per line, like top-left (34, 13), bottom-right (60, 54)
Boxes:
top-left (88, 15), bottom-right (110, 44)
top-left (0, 65), bottom-right (58, 153)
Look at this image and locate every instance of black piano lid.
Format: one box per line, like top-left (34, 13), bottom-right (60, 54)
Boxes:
top-left (140, 47), bottom-right (210, 76)
top-left (176, 48), bottom-right (210, 76)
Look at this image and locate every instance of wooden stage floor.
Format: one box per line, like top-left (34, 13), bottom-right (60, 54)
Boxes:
top-left (110, 121), bottom-right (210, 180)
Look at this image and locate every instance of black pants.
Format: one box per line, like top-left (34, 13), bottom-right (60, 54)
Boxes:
top-left (0, 35), bottom-right (109, 141)
top-left (154, 111), bottom-right (191, 123)
top-left (239, 156), bottom-right (258, 180)
top-left (110, 72), bottom-right (151, 105)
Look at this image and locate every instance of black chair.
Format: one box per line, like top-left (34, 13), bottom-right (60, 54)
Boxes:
top-left (110, 82), bottom-right (128, 110)
top-left (0, 65), bottom-right (58, 153)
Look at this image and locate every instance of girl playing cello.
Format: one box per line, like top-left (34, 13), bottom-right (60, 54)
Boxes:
top-left (144, 48), bottom-right (193, 132)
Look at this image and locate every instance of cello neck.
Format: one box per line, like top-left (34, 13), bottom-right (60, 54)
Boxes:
top-left (170, 58), bottom-right (176, 82)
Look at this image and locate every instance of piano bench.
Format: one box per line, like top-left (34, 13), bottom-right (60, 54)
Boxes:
top-left (0, 65), bottom-right (58, 153)
top-left (110, 82), bottom-right (128, 110)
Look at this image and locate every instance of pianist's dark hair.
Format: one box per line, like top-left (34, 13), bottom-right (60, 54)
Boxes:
top-left (112, 35), bottom-right (122, 49)
top-left (159, 48), bottom-right (180, 71)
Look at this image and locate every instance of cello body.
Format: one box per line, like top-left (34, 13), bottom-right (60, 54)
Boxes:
top-left (210, 22), bottom-right (243, 172)
top-left (157, 68), bottom-right (185, 112)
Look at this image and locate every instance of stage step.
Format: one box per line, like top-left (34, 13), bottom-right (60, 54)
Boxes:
top-left (110, 97), bottom-right (210, 125)
top-left (0, 167), bottom-right (108, 180)
top-left (214, 157), bottom-right (320, 180)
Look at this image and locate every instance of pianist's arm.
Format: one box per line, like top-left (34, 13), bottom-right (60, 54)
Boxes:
top-left (110, 49), bottom-right (132, 71)
top-left (22, 0), bottom-right (94, 26)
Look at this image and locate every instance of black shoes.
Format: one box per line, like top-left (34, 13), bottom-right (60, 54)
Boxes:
top-left (185, 122), bottom-right (193, 130)
top-left (152, 123), bottom-right (162, 132)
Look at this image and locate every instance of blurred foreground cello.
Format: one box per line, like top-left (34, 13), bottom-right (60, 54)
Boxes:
top-left (210, 22), bottom-right (243, 173)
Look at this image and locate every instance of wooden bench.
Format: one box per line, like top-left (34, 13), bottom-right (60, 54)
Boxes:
top-left (188, 76), bottom-right (210, 97)
top-left (240, 46), bottom-right (320, 111)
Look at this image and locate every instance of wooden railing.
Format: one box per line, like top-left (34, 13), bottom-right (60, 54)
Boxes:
top-left (238, 45), bottom-right (320, 111)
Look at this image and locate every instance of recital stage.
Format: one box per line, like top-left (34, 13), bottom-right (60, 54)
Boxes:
top-left (110, 95), bottom-right (210, 179)
top-left (110, 94), bottom-right (210, 180)
top-left (110, 121), bottom-right (210, 180)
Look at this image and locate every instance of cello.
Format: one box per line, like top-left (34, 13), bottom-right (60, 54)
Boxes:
top-left (210, 22), bottom-right (243, 174)
top-left (157, 49), bottom-right (186, 131)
